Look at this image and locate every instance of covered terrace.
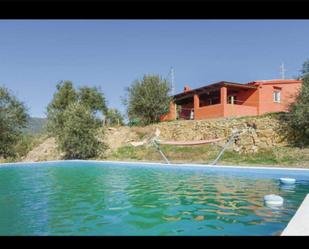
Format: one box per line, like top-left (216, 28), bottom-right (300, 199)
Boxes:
top-left (172, 81), bottom-right (258, 120)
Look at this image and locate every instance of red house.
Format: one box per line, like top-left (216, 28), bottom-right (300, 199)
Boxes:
top-left (161, 79), bottom-right (302, 121)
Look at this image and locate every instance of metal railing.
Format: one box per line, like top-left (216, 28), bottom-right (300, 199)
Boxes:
top-left (150, 138), bottom-right (170, 164)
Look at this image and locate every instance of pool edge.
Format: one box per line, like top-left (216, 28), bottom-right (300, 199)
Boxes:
top-left (281, 194), bottom-right (309, 236)
top-left (1, 159), bottom-right (309, 172)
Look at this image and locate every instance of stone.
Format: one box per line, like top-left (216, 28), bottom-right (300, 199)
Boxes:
top-left (130, 141), bottom-right (146, 147)
top-left (155, 128), bottom-right (161, 138)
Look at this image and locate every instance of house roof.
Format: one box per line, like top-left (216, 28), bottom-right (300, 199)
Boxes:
top-left (173, 79), bottom-right (303, 101)
top-left (247, 79), bottom-right (302, 86)
top-left (173, 81), bottom-right (257, 100)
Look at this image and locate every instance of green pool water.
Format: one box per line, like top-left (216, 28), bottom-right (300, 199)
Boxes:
top-left (0, 161), bottom-right (308, 236)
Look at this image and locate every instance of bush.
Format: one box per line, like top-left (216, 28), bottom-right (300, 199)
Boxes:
top-left (57, 103), bottom-right (104, 159)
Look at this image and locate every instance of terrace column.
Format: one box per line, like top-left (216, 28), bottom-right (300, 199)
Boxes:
top-left (220, 86), bottom-right (227, 104)
top-left (193, 94), bottom-right (200, 120)
top-left (220, 86), bottom-right (227, 117)
top-left (169, 101), bottom-right (176, 120)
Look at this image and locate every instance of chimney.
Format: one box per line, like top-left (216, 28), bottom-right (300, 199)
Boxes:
top-left (184, 85), bottom-right (191, 93)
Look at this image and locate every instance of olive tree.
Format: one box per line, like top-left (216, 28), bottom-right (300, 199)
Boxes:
top-left (78, 86), bottom-right (108, 115)
top-left (47, 81), bottom-right (108, 159)
top-left (46, 81), bottom-right (77, 136)
top-left (286, 74), bottom-right (309, 146)
top-left (300, 59), bottom-right (309, 77)
top-left (0, 86), bottom-right (29, 158)
top-left (105, 108), bottom-right (124, 126)
top-left (124, 75), bottom-right (171, 125)
top-left (58, 103), bottom-right (103, 159)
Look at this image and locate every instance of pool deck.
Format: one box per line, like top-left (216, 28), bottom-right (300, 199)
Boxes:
top-left (281, 194), bottom-right (309, 236)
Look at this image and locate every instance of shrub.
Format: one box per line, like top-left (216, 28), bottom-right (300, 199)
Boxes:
top-left (57, 103), bottom-right (103, 159)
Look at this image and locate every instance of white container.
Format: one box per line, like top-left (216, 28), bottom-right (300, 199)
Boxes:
top-left (280, 178), bottom-right (296, 185)
top-left (264, 194), bottom-right (284, 208)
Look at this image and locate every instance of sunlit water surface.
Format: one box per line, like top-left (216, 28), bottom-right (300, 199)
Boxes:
top-left (0, 162), bottom-right (309, 235)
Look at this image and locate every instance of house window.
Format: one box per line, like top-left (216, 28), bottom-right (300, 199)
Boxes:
top-left (273, 90), bottom-right (281, 103)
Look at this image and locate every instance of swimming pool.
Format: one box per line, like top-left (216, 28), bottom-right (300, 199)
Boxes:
top-left (0, 160), bottom-right (309, 236)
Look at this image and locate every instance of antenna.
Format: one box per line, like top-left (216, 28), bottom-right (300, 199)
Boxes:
top-left (280, 62), bottom-right (286, 79)
top-left (170, 67), bottom-right (175, 95)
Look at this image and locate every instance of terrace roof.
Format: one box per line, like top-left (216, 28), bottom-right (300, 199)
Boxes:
top-left (173, 81), bottom-right (257, 101)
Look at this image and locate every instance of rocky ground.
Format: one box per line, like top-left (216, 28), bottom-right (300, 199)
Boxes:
top-left (22, 137), bottom-right (63, 162)
top-left (148, 114), bottom-right (288, 154)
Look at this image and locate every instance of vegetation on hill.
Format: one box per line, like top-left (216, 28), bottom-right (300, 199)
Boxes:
top-left (285, 63), bottom-right (309, 146)
top-left (46, 81), bottom-right (108, 159)
top-left (1, 61), bottom-right (309, 165)
top-left (13, 113), bottom-right (309, 167)
top-left (300, 59), bottom-right (309, 77)
top-left (14, 133), bottom-right (46, 160)
top-left (0, 86), bottom-right (29, 159)
top-left (58, 102), bottom-right (105, 159)
top-left (22, 117), bottom-right (47, 134)
top-left (105, 108), bottom-right (124, 126)
top-left (124, 75), bottom-right (171, 126)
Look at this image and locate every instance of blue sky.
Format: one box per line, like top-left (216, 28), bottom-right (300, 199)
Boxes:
top-left (0, 20), bottom-right (308, 118)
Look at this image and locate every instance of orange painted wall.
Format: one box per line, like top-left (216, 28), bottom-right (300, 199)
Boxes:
top-left (224, 104), bottom-right (258, 117)
top-left (257, 82), bottom-right (301, 115)
top-left (231, 89), bottom-right (259, 107)
top-left (195, 104), bottom-right (224, 120)
top-left (161, 80), bottom-right (302, 121)
top-left (160, 101), bottom-right (176, 121)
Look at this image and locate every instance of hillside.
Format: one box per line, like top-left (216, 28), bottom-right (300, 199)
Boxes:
top-left (20, 114), bottom-right (309, 167)
top-left (22, 117), bottom-right (47, 134)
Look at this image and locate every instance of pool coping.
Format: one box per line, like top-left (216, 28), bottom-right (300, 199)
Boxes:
top-left (1, 159), bottom-right (309, 172)
top-left (281, 194), bottom-right (309, 236)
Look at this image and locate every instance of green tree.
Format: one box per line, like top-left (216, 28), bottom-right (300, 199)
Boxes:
top-left (46, 81), bottom-right (77, 135)
top-left (0, 86), bottom-right (29, 158)
top-left (124, 75), bottom-right (171, 125)
top-left (47, 81), bottom-right (108, 159)
top-left (78, 86), bottom-right (107, 115)
top-left (300, 59), bottom-right (309, 78)
top-left (286, 74), bottom-right (309, 146)
top-left (47, 82), bottom-right (107, 135)
top-left (57, 103), bottom-right (103, 159)
top-left (105, 108), bottom-right (124, 126)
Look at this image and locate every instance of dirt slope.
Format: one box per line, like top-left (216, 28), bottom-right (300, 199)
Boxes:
top-left (22, 137), bottom-right (63, 162)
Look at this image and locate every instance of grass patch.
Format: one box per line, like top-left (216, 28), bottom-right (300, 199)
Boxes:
top-left (220, 150), bottom-right (278, 165)
top-left (135, 131), bottom-right (148, 140)
top-left (107, 144), bottom-right (309, 167)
